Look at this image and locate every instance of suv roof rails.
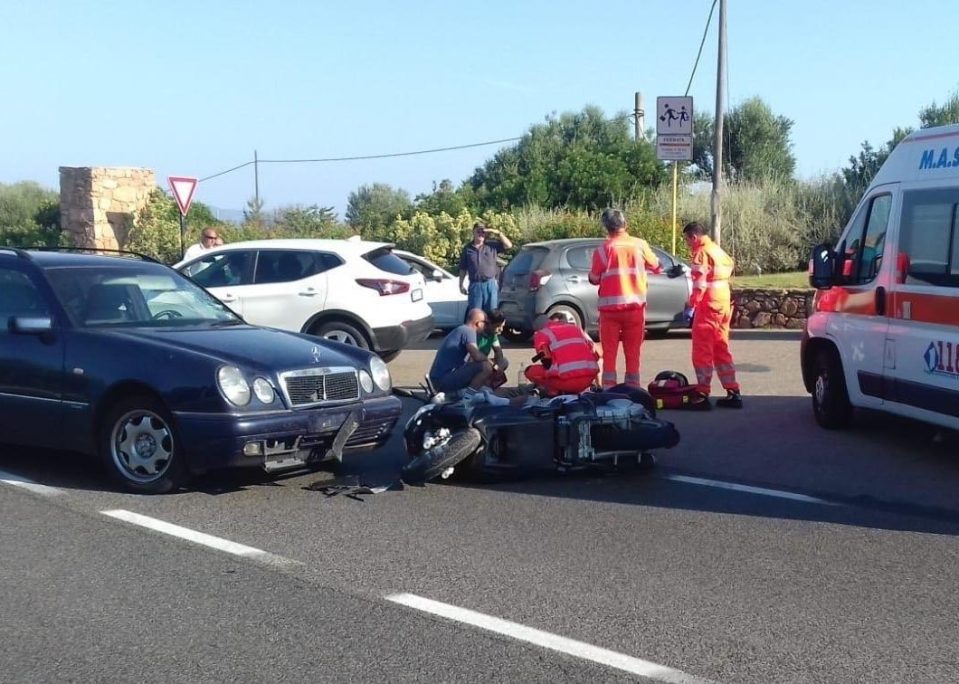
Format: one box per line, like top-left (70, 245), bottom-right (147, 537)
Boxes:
top-left (0, 247), bottom-right (32, 260)
top-left (28, 247), bottom-right (161, 264)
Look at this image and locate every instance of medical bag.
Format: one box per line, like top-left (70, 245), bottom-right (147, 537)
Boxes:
top-left (647, 371), bottom-right (701, 410)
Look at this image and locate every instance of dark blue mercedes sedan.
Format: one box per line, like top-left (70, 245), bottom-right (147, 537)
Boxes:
top-left (0, 248), bottom-right (402, 493)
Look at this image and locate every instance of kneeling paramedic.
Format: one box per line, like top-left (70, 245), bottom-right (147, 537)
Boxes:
top-left (683, 221), bottom-right (742, 409)
top-left (524, 312), bottom-right (600, 396)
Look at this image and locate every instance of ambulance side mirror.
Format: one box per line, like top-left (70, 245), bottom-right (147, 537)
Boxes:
top-left (809, 242), bottom-right (836, 290)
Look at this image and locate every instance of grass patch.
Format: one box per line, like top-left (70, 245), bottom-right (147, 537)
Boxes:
top-left (732, 271), bottom-right (809, 289)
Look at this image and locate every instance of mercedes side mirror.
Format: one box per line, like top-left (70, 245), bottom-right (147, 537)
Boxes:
top-left (666, 264), bottom-right (686, 279)
top-left (809, 243), bottom-right (836, 289)
top-left (9, 315), bottom-right (54, 336)
top-left (430, 269), bottom-right (444, 282)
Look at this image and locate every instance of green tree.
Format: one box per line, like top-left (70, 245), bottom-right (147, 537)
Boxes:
top-left (415, 179), bottom-right (473, 216)
top-left (346, 183), bottom-right (413, 231)
top-left (838, 93), bottom-right (959, 223)
top-left (919, 91), bottom-right (959, 128)
top-left (124, 189), bottom-right (183, 264)
top-left (692, 97), bottom-right (796, 182)
top-left (469, 106), bottom-right (666, 211)
top-left (0, 181), bottom-right (62, 248)
top-left (272, 205), bottom-right (349, 238)
top-left (244, 196), bottom-right (266, 226)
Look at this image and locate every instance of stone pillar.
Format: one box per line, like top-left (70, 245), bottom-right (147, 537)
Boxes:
top-left (59, 167), bottom-right (156, 249)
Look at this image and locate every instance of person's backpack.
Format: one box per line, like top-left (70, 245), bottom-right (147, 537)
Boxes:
top-left (647, 371), bottom-right (701, 409)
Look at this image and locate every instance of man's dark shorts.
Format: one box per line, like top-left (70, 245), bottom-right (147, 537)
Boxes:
top-left (432, 361), bottom-right (489, 393)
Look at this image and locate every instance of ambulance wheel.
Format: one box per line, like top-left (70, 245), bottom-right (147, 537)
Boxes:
top-left (812, 348), bottom-right (852, 429)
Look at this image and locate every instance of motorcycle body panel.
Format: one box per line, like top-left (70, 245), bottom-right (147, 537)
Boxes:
top-left (402, 390), bottom-right (679, 484)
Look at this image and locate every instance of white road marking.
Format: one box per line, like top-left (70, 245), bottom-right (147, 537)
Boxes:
top-left (385, 593), bottom-right (714, 684)
top-left (662, 474), bottom-right (840, 506)
top-left (101, 509), bottom-right (300, 568)
top-left (0, 470), bottom-right (63, 497)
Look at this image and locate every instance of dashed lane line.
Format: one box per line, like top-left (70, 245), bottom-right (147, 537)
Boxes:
top-left (661, 474), bottom-right (841, 506)
top-left (0, 469), bottom-right (64, 497)
top-left (100, 509), bottom-right (301, 569)
top-left (386, 593), bottom-right (716, 684)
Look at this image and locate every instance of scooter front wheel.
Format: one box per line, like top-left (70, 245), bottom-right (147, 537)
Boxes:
top-left (401, 428), bottom-right (482, 485)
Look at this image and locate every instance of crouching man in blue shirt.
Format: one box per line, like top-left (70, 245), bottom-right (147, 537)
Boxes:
top-left (428, 308), bottom-right (494, 396)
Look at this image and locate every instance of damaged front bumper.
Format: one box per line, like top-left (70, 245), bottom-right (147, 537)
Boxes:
top-left (174, 395), bottom-right (402, 475)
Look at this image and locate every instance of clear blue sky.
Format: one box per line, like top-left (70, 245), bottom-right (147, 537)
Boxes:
top-left (1, 0), bottom-right (957, 218)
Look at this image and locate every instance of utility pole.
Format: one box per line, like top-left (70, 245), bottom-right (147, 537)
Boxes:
top-left (711, 0), bottom-right (727, 246)
top-left (634, 92), bottom-right (646, 141)
top-left (254, 149), bottom-right (260, 206)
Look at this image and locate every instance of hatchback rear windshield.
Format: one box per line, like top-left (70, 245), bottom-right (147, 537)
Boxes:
top-left (503, 247), bottom-right (548, 275)
top-left (364, 247), bottom-right (413, 276)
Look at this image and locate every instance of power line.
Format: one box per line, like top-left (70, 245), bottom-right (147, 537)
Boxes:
top-left (199, 114), bottom-right (636, 184)
top-left (200, 160), bottom-right (256, 183)
top-left (685, 0), bottom-right (718, 97)
top-left (199, 136), bottom-right (522, 183)
top-left (259, 137), bottom-right (525, 165)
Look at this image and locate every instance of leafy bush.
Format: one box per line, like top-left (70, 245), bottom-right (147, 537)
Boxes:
top-left (124, 190), bottom-right (185, 263)
top-left (0, 182), bottom-right (63, 248)
top-left (373, 210), bottom-right (518, 271)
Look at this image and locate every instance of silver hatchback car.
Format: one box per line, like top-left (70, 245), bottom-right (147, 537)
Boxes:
top-left (497, 238), bottom-right (691, 341)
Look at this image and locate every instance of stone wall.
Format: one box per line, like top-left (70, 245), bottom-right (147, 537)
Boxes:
top-left (732, 288), bottom-right (812, 329)
top-left (59, 167), bottom-right (155, 249)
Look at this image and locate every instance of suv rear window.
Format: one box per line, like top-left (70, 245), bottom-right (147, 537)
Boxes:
top-left (503, 247), bottom-right (548, 276)
top-left (364, 247), bottom-right (412, 276)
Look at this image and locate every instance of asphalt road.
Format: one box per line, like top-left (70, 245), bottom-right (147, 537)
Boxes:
top-left (2, 329), bottom-right (958, 683)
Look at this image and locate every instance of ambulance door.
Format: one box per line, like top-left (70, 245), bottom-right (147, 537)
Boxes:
top-left (884, 186), bottom-right (959, 430)
top-left (828, 190), bottom-right (894, 409)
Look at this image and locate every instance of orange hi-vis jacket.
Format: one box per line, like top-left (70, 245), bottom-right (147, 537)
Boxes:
top-left (533, 321), bottom-right (599, 381)
top-left (589, 233), bottom-right (662, 311)
top-left (688, 235), bottom-right (734, 309)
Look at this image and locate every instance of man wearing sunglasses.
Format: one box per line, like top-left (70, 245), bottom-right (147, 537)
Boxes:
top-left (184, 229), bottom-right (221, 261)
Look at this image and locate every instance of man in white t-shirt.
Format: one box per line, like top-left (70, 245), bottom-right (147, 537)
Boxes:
top-left (183, 229), bottom-right (219, 261)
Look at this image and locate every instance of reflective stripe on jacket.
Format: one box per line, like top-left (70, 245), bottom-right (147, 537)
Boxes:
top-left (534, 322), bottom-right (599, 380)
top-left (689, 235), bottom-right (734, 308)
top-left (590, 233), bottom-right (662, 312)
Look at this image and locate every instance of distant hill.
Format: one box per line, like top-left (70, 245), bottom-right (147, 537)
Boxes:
top-left (207, 206), bottom-right (245, 224)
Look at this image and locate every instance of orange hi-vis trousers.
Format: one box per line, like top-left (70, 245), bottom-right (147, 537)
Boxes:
top-left (599, 306), bottom-right (645, 389)
top-left (524, 364), bottom-right (596, 396)
top-left (692, 296), bottom-right (739, 395)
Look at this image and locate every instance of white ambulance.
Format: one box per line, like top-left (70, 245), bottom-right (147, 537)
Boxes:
top-left (803, 123), bottom-right (959, 430)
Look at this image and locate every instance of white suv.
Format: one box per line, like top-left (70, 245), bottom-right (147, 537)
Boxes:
top-left (175, 238), bottom-right (434, 360)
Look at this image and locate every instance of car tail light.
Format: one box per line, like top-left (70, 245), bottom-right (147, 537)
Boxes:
top-left (356, 278), bottom-right (411, 296)
top-left (529, 270), bottom-right (552, 292)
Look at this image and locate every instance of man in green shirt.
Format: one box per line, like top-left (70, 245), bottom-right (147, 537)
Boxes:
top-left (477, 309), bottom-right (508, 387)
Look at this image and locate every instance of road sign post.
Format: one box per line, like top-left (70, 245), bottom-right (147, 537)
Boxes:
top-left (168, 176), bottom-right (198, 262)
top-left (656, 97), bottom-right (694, 255)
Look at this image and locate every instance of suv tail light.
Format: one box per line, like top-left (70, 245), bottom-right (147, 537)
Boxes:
top-left (529, 270), bottom-right (552, 292)
top-left (356, 278), bottom-right (411, 296)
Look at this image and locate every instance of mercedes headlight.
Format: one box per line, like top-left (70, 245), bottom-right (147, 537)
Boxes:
top-left (358, 370), bottom-right (374, 394)
top-left (217, 366), bottom-right (251, 406)
top-left (370, 356), bottom-right (392, 391)
top-left (252, 377), bottom-right (275, 404)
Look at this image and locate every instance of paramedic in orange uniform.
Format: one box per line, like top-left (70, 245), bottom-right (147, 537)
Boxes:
top-left (588, 208), bottom-right (662, 389)
top-left (524, 312), bottom-right (600, 395)
top-left (682, 221), bottom-right (742, 409)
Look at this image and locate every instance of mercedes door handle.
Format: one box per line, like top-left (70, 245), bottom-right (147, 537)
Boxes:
top-left (566, 276), bottom-right (584, 283)
top-left (219, 294), bottom-right (238, 303)
top-left (299, 288), bottom-right (319, 297)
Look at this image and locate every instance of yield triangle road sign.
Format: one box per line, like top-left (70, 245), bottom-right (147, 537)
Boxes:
top-left (168, 176), bottom-right (198, 216)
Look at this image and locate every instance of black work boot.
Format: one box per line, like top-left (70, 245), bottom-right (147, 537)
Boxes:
top-left (716, 391), bottom-right (743, 409)
top-left (686, 392), bottom-right (712, 411)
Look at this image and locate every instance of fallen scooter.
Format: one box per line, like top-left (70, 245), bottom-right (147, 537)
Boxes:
top-left (393, 377), bottom-right (680, 485)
